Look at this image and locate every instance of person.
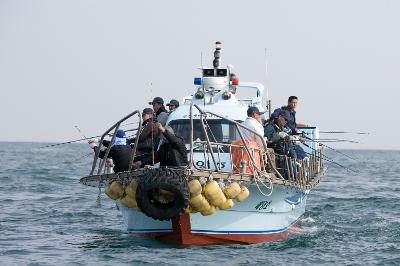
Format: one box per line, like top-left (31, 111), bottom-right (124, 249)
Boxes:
top-left (231, 106), bottom-right (266, 174)
top-left (149, 96), bottom-right (169, 126)
top-left (264, 109), bottom-right (297, 159)
top-left (88, 129), bottom-right (133, 173)
top-left (155, 122), bottom-right (188, 167)
top-left (240, 106), bottom-right (268, 149)
top-left (281, 96), bottom-right (308, 134)
top-left (128, 108), bottom-right (161, 166)
top-left (280, 96), bottom-right (308, 159)
top-left (166, 99), bottom-right (179, 113)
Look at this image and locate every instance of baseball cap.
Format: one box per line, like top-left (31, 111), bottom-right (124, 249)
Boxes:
top-left (148, 97), bottom-right (164, 105)
top-left (278, 110), bottom-right (291, 121)
top-left (166, 99), bottom-right (179, 107)
top-left (247, 106), bottom-right (265, 116)
top-left (142, 108), bottom-right (154, 115)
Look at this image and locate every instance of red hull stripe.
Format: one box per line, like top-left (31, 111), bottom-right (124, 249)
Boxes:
top-left (160, 220), bottom-right (302, 245)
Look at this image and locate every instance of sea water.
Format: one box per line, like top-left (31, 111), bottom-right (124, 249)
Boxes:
top-left (0, 142), bottom-right (399, 265)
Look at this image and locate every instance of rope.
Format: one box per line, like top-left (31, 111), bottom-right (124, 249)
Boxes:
top-left (253, 168), bottom-right (273, 197)
top-left (96, 176), bottom-right (102, 207)
top-left (151, 121), bottom-right (155, 165)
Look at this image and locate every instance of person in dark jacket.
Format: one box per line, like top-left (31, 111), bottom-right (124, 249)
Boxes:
top-left (280, 96), bottom-right (309, 159)
top-left (264, 109), bottom-right (297, 159)
top-left (128, 108), bottom-right (161, 166)
top-left (155, 122), bottom-right (188, 167)
top-left (89, 129), bottom-right (133, 173)
top-left (149, 97), bottom-right (169, 126)
top-left (280, 96), bottom-right (309, 133)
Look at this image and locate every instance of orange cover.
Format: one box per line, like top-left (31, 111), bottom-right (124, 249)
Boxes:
top-left (231, 139), bottom-right (262, 174)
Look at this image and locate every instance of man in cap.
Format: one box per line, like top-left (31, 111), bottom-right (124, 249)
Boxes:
top-left (88, 129), bottom-right (134, 172)
top-left (264, 109), bottom-right (296, 159)
top-left (149, 97), bottom-right (169, 126)
top-left (166, 99), bottom-right (179, 113)
top-left (128, 108), bottom-right (162, 166)
top-left (240, 106), bottom-right (268, 149)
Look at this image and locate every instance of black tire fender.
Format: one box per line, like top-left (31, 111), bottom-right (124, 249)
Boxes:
top-left (136, 167), bottom-right (189, 221)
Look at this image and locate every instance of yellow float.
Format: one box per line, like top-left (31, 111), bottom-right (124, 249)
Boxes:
top-left (105, 181), bottom-right (124, 200)
top-left (201, 205), bottom-right (216, 216)
top-left (125, 180), bottom-right (137, 198)
top-left (188, 179), bottom-right (202, 197)
top-left (153, 189), bottom-right (175, 203)
top-left (189, 193), bottom-right (211, 212)
top-left (204, 180), bottom-right (227, 208)
top-left (235, 186), bottom-right (250, 202)
top-left (120, 194), bottom-right (137, 208)
top-left (120, 180), bottom-right (138, 208)
top-left (218, 199), bottom-right (234, 210)
top-left (223, 182), bottom-right (241, 199)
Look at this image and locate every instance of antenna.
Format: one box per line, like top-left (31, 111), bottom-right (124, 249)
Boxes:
top-left (264, 48), bottom-right (269, 101)
top-left (149, 81), bottom-right (153, 98)
top-left (201, 51), bottom-right (203, 69)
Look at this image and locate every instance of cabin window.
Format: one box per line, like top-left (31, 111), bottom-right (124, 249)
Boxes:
top-left (168, 119), bottom-right (240, 144)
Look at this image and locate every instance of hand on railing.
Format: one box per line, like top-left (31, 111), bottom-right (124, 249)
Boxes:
top-left (88, 138), bottom-right (100, 148)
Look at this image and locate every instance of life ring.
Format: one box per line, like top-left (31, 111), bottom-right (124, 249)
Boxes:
top-left (136, 167), bottom-right (189, 221)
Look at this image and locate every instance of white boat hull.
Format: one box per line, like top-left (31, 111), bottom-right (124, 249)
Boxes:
top-left (116, 184), bottom-right (307, 244)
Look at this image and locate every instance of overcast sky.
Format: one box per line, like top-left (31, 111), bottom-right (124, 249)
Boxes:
top-left (1, 0), bottom-right (399, 150)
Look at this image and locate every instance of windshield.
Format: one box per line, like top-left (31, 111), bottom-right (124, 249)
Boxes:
top-left (168, 119), bottom-right (241, 144)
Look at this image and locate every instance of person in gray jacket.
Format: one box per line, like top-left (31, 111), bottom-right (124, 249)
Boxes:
top-left (149, 97), bottom-right (169, 126)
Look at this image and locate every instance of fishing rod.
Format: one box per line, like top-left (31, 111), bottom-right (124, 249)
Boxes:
top-left (300, 141), bottom-right (358, 173)
top-left (38, 136), bottom-right (102, 149)
top-left (299, 134), bottom-right (359, 162)
top-left (38, 128), bottom-right (139, 149)
top-left (320, 131), bottom-right (370, 135)
top-left (67, 152), bottom-right (93, 164)
top-left (74, 125), bottom-right (88, 139)
top-left (121, 121), bottom-right (140, 127)
top-left (311, 138), bottom-right (361, 144)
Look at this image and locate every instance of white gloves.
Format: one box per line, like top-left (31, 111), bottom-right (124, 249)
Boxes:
top-left (278, 132), bottom-right (289, 139)
top-left (88, 138), bottom-right (99, 148)
top-left (290, 135), bottom-right (301, 144)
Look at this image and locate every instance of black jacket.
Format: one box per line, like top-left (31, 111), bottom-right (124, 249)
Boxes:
top-left (127, 119), bottom-right (161, 166)
top-left (96, 144), bottom-right (132, 173)
top-left (156, 130), bottom-right (188, 167)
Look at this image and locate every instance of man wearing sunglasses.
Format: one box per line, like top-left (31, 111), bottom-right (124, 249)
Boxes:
top-left (149, 97), bottom-right (169, 126)
top-left (166, 99), bottom-right (179, 113)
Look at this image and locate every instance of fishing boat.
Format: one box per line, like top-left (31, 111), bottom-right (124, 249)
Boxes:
top-left (80, 42), bottom-right (326, 245)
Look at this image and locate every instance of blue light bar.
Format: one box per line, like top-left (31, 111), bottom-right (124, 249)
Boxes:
top-left (194, 77), bottom-right (202, 85)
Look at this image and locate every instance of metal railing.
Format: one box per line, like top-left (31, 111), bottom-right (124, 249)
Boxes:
top-left (188, 104), bottom-right (324, 187)
top-left (189, 104), bottom-right (284, 180)
top-left (84, 104), bottom-right (325, 190)
top-left (90, 110), bottom-right (142, 175)
top-left (275, 147), bottom-right (324, 184)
